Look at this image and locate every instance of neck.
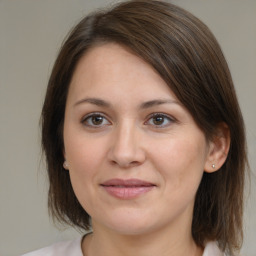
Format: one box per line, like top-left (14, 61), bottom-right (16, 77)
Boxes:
top-left (82, 221), bottom-right (203, 256)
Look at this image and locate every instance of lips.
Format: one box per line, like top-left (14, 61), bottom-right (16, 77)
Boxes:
top-left (100, 179), bottom-right (156, 199)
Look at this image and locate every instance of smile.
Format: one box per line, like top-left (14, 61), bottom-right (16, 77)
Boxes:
top-left (100, 179), bottom-right (156, 199)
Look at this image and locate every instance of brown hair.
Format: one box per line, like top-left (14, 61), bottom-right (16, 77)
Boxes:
top-left (41, 1), bottom-right (247, 255)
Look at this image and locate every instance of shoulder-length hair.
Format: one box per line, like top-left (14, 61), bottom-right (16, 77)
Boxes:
top-left (41, 1), bottom-right (247, 255)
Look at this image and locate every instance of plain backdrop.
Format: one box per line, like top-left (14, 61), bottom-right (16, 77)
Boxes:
top-left (0, 1), bottom-right (255, 255)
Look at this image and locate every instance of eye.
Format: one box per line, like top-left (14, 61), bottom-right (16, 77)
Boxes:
top-left (145, 113), bottom-right (174, 128)
top-left (81, 113), bottom-right (111, 127)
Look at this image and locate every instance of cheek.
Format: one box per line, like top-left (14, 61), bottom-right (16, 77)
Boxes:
top-left (64, 130), bottom-right (113, 196)
top-left (152, 134), bottom-right (208, 193)
top-left (64, 130), bottom-right (107, 174)
top-left (64, 135), bottom-right (106, 214)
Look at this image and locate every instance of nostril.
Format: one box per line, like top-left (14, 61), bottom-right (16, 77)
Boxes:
top-left (130, 161), bottom-right (141, 167)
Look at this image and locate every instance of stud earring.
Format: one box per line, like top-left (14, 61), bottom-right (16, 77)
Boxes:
top-left (212, 164), bottom-right (215, 169)
top-left (63, 161), bottom-right (69, 169)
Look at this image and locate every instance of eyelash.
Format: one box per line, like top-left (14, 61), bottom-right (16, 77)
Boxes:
top-left (81, 112), bottom-right (175, 129)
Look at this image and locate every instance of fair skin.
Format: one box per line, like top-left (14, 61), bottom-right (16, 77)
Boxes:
top-left (63, 43), bottom-right (229, 256)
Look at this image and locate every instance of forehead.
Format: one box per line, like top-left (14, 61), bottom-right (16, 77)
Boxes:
top-left (68, 43), bottom-right (178, 102)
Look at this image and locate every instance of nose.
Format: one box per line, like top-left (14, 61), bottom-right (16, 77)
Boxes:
top-left (107, 121), bottom-right (146, 168)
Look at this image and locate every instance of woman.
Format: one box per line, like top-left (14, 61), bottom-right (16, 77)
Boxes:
top-left (22, 0), bottom-right (247, 255)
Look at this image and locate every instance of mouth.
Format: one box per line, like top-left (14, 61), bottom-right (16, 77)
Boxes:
top-left (100, 179), bottom-right (156, 199)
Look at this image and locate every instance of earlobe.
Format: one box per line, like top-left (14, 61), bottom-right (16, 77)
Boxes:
top-left (63, 150), bottom-right (69, 170)
top-left (204, 123), bottom-right (230, 173)
top-left (63, 160), bottom-right (69, 170)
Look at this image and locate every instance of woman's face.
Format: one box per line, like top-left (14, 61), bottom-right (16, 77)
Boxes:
top-left (63, 43), bottom-right (213, 236)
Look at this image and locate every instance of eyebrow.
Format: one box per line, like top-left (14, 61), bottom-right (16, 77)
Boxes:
top-left (140, 99), bottom-right (180, 109)
top-left (74, 98), bottom-right (111, 108)
top-left (74, 97), bottom-right (180, 109)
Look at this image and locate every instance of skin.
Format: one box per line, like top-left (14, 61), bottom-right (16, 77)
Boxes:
top-left (63, 43), bottom-right (229, 256)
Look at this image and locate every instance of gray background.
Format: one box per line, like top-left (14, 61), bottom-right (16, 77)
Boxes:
top-left (0, 0), bottom-right (255, 255)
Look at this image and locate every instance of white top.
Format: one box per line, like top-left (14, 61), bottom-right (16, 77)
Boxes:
top-left (21, 237), bottom-right (225, 256)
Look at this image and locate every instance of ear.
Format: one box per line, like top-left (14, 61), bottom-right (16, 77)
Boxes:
top-left (63, 149), bottom-right (69, 170)
top-left (204, 122), bottom-right (230, 173)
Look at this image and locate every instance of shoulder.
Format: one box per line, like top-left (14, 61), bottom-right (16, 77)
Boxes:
top-left (20, 237), bottom-right (83, 256)
top-left (203, 241), bottom-right (226, 256)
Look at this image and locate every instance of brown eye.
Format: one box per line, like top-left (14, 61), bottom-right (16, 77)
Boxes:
top-left (152, 115), bottom-right (165, 125)
top-left (82, 113), bottom-right (111, 127)
top-left (91, 115), bottom-right (104, 125)
top-left (145, 113), bottom-right (174, 128)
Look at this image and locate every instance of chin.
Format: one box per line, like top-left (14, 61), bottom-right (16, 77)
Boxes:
top-left (94, 210), bottom-right (160, 236)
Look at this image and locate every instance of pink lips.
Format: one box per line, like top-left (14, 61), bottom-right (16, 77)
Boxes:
top-left (100, 179), bottom-right (155, 199)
